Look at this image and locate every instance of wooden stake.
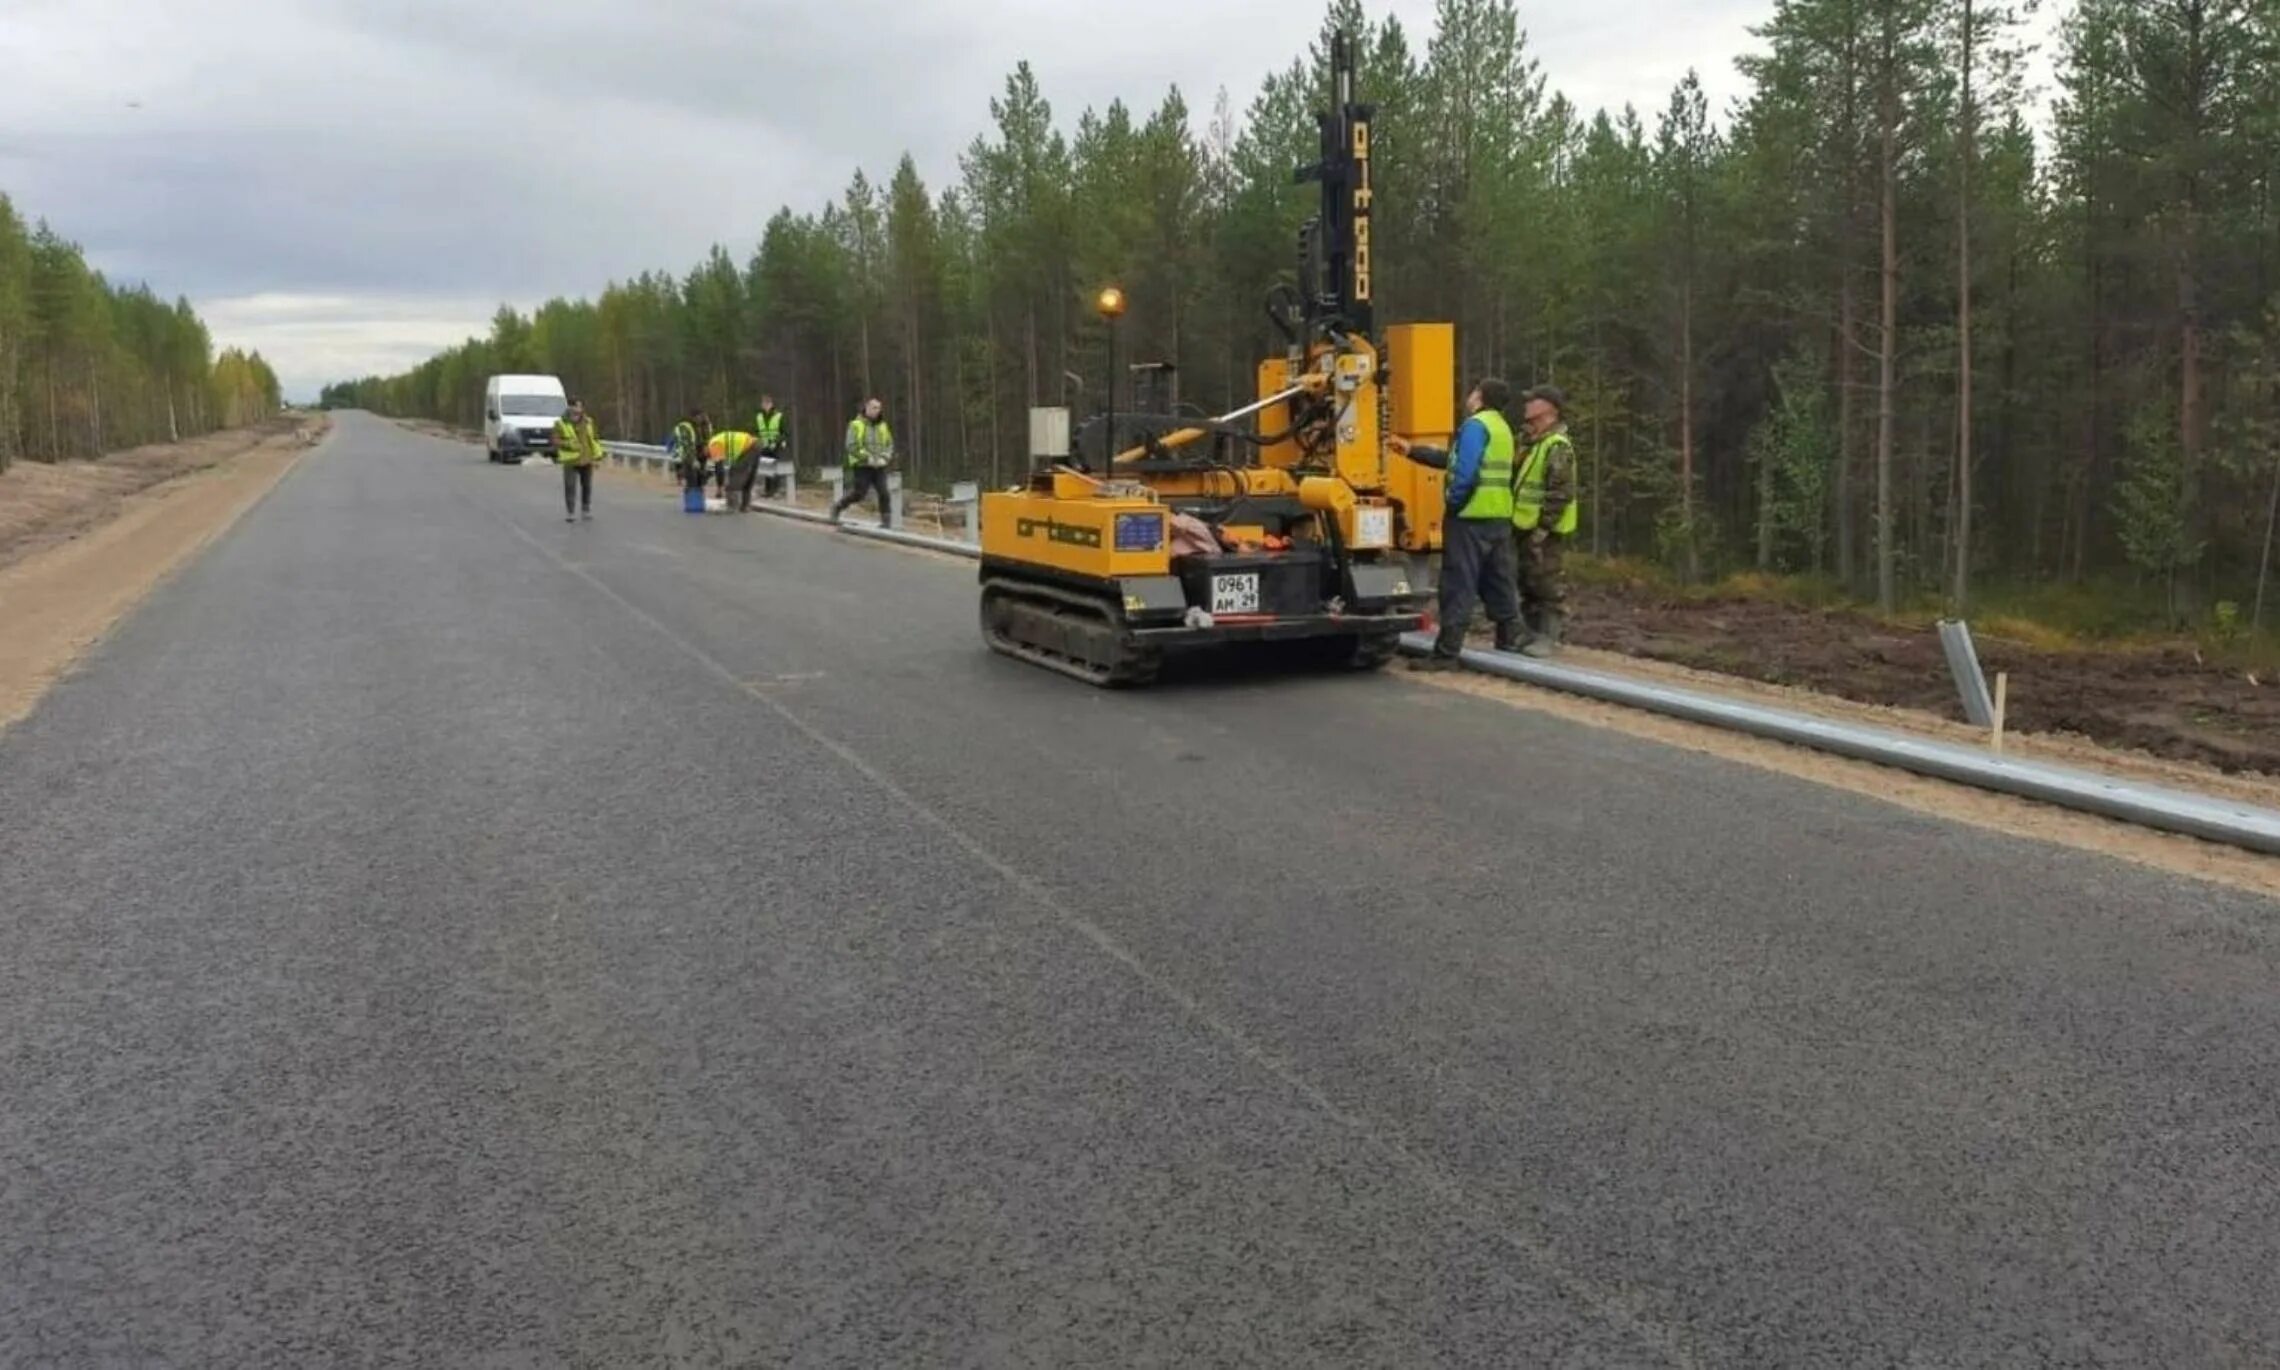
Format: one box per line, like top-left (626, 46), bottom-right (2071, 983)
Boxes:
top-left (1991, 671), bottom-right (2008, 754)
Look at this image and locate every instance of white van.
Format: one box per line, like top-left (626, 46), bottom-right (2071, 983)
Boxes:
top-left (483, 374), bottom-right (569, 463)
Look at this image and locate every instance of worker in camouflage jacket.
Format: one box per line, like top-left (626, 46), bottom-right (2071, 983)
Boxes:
top-left (1511, 384), bottom-right (1579, 657)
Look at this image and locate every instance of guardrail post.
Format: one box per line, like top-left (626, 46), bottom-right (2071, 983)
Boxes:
top-left (1937, 620), bottom-right (1996, 728)
top-left (950, 480), bottom-right (980, 544)
top-left (822, 468), bottom-right (842, 511)
top-left (886, 471), bottom-right (903, 530)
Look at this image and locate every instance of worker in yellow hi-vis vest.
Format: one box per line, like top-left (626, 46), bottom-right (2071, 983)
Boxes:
top-left (743, 394), bottom-right (788, 508)
top-left (552, 397), bottom-right (605, 523)
top-left (1512, 384), bottom-right (1581, 657)
top-left (830, 396), bottom-right (895, 528)
top-left (1387, 377), bottom-right (1523, 668)
top-left (706, 429), bottom-right (759, 510)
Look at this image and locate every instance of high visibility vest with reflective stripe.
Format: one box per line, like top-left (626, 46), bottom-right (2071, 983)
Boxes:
top-left (674, 420), bottom-right (697, 454)
top-left (554, 417), bottom-right (602, 465)
top-left (707, 431), bottom-right (756, 462)
top-left (754, 410), bottom-right (785, 448)
top-left (1454, 410), bottom-right (1516, 521)
top-left (845, 417), bottom-right (892, 467)
top-left (1512, 429), bottom-right (1579, 534)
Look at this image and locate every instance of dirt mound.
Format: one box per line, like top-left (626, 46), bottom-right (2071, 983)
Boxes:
top-left (0, 416), bottom-right (322, 571)
top-left (1558, 585), bottom-right (2280, 778)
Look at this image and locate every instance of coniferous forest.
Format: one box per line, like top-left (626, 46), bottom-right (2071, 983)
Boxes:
top-left (0, 195), bottom-right (279, 472)
top-left (326, 0), bottom-right (2280, 630)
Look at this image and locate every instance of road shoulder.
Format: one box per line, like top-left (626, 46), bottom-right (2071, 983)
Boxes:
top-left (0, 424), bottom-right (321, 734)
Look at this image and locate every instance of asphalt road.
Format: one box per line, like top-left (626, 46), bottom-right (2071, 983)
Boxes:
top-left (5, 412), bottom-right (2278, 1368)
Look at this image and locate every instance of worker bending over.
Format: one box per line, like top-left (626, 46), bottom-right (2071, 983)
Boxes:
top-left (753, 394), bottom-right (788, 502)
top-left (1389, 378), bottom-right (1524, 667)
top-left (553, 398), bottom-right (604, 522)
top-left (830, 397), bottom-right (895, 528)
top-left (707, 430), bottom-right (761, 510)
top-left (1512, 385), bottom-right (1579, 656)
top-left (725, 417), bottom-right (770, 512)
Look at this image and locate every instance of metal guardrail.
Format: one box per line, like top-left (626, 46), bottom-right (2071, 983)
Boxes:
top-left (716, 468), bottom-right (2280, 856)
top-left (1938, 619), bottom-right (1997, 728)
top-left (1399, 635), bottom-right (2280, 856)
top-left (604, 441), bottom-right (798, 499)
top-left (607, 443), bottom-right (969, 537)
top-left (602, 440), bottom-right (672, 477)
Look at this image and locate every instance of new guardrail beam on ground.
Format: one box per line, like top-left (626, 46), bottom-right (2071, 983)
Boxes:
top-left (716, 476), bottom-right (2280, 856)
top-left (1399, 634), bottom-right (2280, 856)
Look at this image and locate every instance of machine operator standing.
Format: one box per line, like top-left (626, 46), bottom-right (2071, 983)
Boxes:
top-left (1513, 384), bottom-right (1579, 657)
top-left (1390, 378), bottom-right (1524, 667)
top-left (830, 397), bottom-right (895, 528)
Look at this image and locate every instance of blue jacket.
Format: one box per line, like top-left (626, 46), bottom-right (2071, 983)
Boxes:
top-left (1406, 415), bottom-right (1492, 512)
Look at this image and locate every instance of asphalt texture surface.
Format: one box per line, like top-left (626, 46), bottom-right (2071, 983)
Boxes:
top-left (5, 412), bottom-right (2279, 1368)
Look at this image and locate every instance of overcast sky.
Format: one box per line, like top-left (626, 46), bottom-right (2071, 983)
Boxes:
top-left (4, 0), bottom-right (1857, 399)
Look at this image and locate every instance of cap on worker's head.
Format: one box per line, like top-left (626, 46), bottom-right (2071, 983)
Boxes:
top-left (1525, 384), bottom-right (1568, 414)
top-left (566, 396), bottom-right (583, 409)
top-left (1475, 378), bottom-right (1513, 411)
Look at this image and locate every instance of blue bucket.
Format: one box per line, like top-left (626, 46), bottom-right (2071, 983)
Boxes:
top-left (683, 486), bottom-right (705, 514)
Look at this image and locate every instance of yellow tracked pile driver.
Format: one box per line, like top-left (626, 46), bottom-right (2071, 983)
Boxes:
top-left (978, 33), bottom-right (1453, 686)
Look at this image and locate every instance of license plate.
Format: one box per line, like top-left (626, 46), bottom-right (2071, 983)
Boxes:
top-left (1210, 572), bottom-right (1260, 615)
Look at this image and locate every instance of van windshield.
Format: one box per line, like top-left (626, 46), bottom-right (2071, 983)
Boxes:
top-left (501, 395), bottom-right (564, 417)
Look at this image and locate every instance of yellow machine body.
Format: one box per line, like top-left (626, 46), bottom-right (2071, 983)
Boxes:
top-left (973, 30), bottom-right (1448, 687)
top-left (1384, 322), bottom-right (1454, 553)
top-left (979, 473), bottom-right (1172, 583)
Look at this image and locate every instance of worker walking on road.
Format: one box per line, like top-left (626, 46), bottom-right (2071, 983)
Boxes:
top-left (830, 397), bottom-right (895, 528)
top-left (753, 394), bottom-right (788, 502)
top-left (710, 429), bottom-right (762, 511)
top-left (1389, 378), bottom-right (1523, 668)
top-left (553, 397), bottom-right (604, 522)
top-left (1513, 384), bottom-right (1580, 657)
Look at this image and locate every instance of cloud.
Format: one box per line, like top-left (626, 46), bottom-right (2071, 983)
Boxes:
top-left (197, 292), bottom-right (504, 392)
top-left (2, 0), bottom-right (1772, 400)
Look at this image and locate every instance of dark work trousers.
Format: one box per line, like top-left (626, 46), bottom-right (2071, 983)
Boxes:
top-left (728, 450), bottom-right (762, 511)
top-left (561, 462), bottom-right (594, 516)
top-left (759, 448), bottom-right (787, 500)
top-left (1435, 516), bottom-right (1520, 656)
top-left (831, 465), bottom-right (894, 527)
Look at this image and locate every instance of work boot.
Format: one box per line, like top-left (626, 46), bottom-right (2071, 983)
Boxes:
top-left (1410, 625), bottom-right (1467, 671)
top-left (1493, 621), bottom-right (1529, 654)
top-left (1521, 612), bottom-right (1563, 658)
